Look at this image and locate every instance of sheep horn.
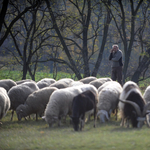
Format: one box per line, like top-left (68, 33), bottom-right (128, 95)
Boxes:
top-left (119, 99), bottom-right (142, 116)
top-left (142, 102), bottom-right (150, 116)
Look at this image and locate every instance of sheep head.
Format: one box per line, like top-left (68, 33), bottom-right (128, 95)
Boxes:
top-left (119, 99), bottom-right (150, 128)
top-left (97, 110), bottom-right (109, 123)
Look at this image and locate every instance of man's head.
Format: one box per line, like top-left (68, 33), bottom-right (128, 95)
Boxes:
top-left (112, 44), bottom-right (119, 52)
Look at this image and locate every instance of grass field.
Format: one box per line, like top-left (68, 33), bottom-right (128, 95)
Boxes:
top-left (1, 111), bottom-right (150, 150)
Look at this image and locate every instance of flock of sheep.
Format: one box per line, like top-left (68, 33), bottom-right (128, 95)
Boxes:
top-left (1, 76), bottom-right (150, 130)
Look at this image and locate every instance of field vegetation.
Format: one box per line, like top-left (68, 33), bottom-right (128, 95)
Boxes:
top-left (1, 111), bottom-right (150, 150)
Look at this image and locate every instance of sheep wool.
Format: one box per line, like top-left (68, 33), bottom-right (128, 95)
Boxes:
top-left (16, 87), bottom-right (58, 121)
top-left (79, 76), bottom-right (97, 84)
top-left (43, 84), bottom-right (98, 127)
top-left (89, 78), bottom-right (112, 89)
top-left (8, 81), bottom-right (39, 121)
top-left (0, 79), bottom-right (17, 92)
top-left (0, 87), bottom-right (10, 120)
top-left (97, 81), bottom-right (122, 123)
top-left (37, 78), bottom-right (56, 89)
top-left (50, 78), bottom-right (74, 89)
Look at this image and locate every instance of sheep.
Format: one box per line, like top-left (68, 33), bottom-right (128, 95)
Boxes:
top-left (16, 87), bottom-right (58, 121)
top-left (89, 78), bottom-right (112, 89)
top-left (69, 81), bottom-right (84, 87)
top-left (97, 81), bottom-right (122, 123)
top-left (119, 81), bottom-right (150, 128)
top-left (50, 78), bottom-right (74, 89)
top-left (43, 84), bottom-right (98, 127)
top-left (71, 90), bottom-right (97, 131)
top-left (142, 85), bottom-right (150, 126)
top-left (37, 78), bottom-right (56, 89)
top-left (98, 81), bottom-right (114, 93)
top-left (0, 87), bottom-right (10, 122)
top-left (8, 82), bottom-right (39, 121)
top-left (143, 85), bottom-right (150, 103)
top-left (0, 79), bottom-right (17, 92)
top-left (16, 79), bottom-right (36, 85)
top-left (79, 76), bottom-right (97, 84)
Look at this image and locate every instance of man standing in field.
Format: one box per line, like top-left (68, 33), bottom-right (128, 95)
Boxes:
top-left (109, 44), bottom-right (123, 86)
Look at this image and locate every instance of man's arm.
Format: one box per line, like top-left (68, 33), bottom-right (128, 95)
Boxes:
top-left (111, 51), bottom-right (122, 61)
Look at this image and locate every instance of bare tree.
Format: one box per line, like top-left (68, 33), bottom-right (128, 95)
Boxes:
top-left (45, 0), bottom-right (112, 79)
top-left (103, 0), bottom-right (144, 82)
top-left (0, 0), bottom-right (40, 47)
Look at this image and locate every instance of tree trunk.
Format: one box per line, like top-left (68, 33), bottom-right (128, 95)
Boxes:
top-left (92, 0), bottom-right (111, 76)
top-left (0, 0), bottom-right (9, 33)
top-left (45, 0), bottom-right (82, 80)
top-left (131, 49), bottom-right (150, 83)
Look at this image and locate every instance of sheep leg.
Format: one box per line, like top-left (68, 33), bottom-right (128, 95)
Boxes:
top-left (120, 118), bottom-right (124, 126)
top-left (146, 115), bottom-right (150, 128)
top-left (58, 116), bottom-right (61, 127)
top-left (36, 113), bottom-right (38, 121)
top-left (11, 110), bottom-right (14, 121)
top-left (80, 114), bottom-right (85, 131)
top-left (115, 109), bottom-right (118, 120)
top-left (93, 106), bottom-right (96, 128)
top-left (24, 117), bottom-right (28, 121)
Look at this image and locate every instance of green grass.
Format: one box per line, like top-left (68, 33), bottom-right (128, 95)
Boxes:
top-left (0, 69), bottom-right (76, 82)
top-left (1, 112), bottom-right (150, 150)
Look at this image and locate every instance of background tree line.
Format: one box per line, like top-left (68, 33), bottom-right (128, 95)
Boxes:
top-left (0, 0), bottom-right (150, 83)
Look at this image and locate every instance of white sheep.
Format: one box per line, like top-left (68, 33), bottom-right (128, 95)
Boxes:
top-left (69, 81), bottom-right (84, 87)
top-left (0, 79), bottom-right (17, 92)
top-left (16, 87), bottom-right (58, 121)
top-left (43, 84), bottom-right (98, 127)
top-left (97, 81), bottom-right (122, 123)
top-left (79, 76), bottom-right (97, 84)
top-left (142, 85), bottom-right (150, 126)
top-left (8, 82), bottom-right (39, 121)
top-left (0, 87), bottom-right (10, 122)
top-left (98, 81), bottom-right (114, 93)
top-left (37, 78), bottom-right (56, 89)
top-left (50, 78), bottom-right (74, 89)
top-left (143, 85), bottom-right (150, 103)
top-left (16, 79), bottom-right (36, 85)
top-left (89, 78), bottom-right (112, 89)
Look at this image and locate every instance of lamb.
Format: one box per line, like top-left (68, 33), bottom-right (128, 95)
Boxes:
top-left (97, 81), bottom-right (122, 123)
top-left (71, 90), bottom-right (97, 131)
top-left (0, 87), bottom-right (10, 122)
top-left (37, 78), bottom-right (56, 89)
top-left (16, 87), bottom-right (58, 121)
top-left (0, 79), bottom-right (17, 92)
top-left (43, 84), bottom-right (98, 127)
top-left (8, 82), bottom-right (39, 121)
top-left (50, 78), bottom-right (74, 89)
top-left (79, 76), bottom-right (97, 84)
top-left (89, 78), bottom-right (112, 89)
top-left (119, 81), bottom-right (150, 128)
